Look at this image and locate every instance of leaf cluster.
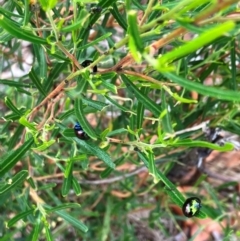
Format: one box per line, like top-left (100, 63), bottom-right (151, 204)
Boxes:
top-left (0, 0), bottom-right (240, 240)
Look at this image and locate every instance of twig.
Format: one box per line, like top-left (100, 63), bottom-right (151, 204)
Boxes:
top-left (200, 166), bottom-right (239, 182)
top-left (44, 166), bottom-right (148, 185)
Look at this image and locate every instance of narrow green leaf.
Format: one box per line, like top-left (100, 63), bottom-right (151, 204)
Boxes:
top-left (7, 209), bottom-right (34, 228)
top-left (129, 114), bottom-right (135, 141)
top-left (61, 17), bottom-right (86, 33)
top-left (125, 0), bottom-right (131, 11)
top-left (193, 206), bottom-right (207, 219)
top-left (29, 68), bottom-right (47, 97)
top-left (158, 21), bottom-right (235, 66)
top-left (39, 0), bottom-right (58, 11)
top-left (74, 98), bottom-right (98, 140)
top-left (23, 0), bottom-right (30, 27)
top-left (44, 224), bottom-right (53, 241)
top-left (61, 177), bottom-right (72, 197)
top-left (136, 151), bottom-right (150, 168)
top-left (99, 0), bottom-right (117, 8)
top-left (101, 197), bottom-right (112, 241)
top-left (163, 72), bottom-right (240, 102)
top-left (27, 176), bottom-right (36, 190)
top-left (70, 154), bottom-right (87, 162)
top-left (31, 219), bottom-right (41, 241)
top-left (8, 125), bottom-right (24, 150)
top-left (127, 10), bottom-right (143, 51)
top-left (171, 92), bottom-right (197, 104)
top-left (0, 15), bottom-right (47, 44)
top-left (45, 203), bottom-right (81, 212)
top-left (0, 6), bottom-right (23, 18)
top-left (0, 30), bottom-right (14, 43)
top-left (199, 63), bottom-right (218, 82)
top-left (5, 113), bottom-right (22, 121)
top-left (33, 45), bottom-right (47, 81)
top-left (64, 160), bottom-right (73, 178)
top-left (77, 32), bottom-right (112, 50)
top-left (32, 140), bottom-right (55, 151)
top-left (19, 116), bottom-right (37, 131)
top-left (100, 128), bottom-right (110, 140)
top-left (82, 98), bottom-right (109, 111)
top-left (62, 160), bottom-right (73, 197)
top-left (0, 79), bottom-right (30, 88)
top-left (76, 78), bottom-right (88, 94)
top-left (72, 176), bottom-right (82, 196)
top-left (106, 128), bottom-right (128, 136)
top-left (176, 19), bottom-right (205, 34)
top-left (74, 138), bottom-right (115, 169)
top-left (164, 187), bottom-right (184, 207)
top-left (59, 109), bottom-right (75, 120)
top-left (161, 89), bottom-right (173, 133)
top-left (121, 75), bottom-right (161, 116)
top-left (55, 210), bottom-right (88, 233)
top-left (62, 128), bottom-right (76, 138)
top-left (105, 95), bottom-right (135, 114)
top-left (110, 3), bottom-right (127, 30)
top-left (148, 152), bottom-right (159, 183)
top-left (4, 97), bottom-right (22, 116)
top-left (172, 139), bottom-right (234, 151)
top-left (101, 81), bottom-right (117, 94)
top-left (136, 87), bottom-right (146, 129)
top-left (230, 38), bottom-right (237, 90)
top-left (132, 0), bottom-right (145, 11)
top-left (0, 170), bottom-right (28, 195)
top-left (0, 138), bottom-right (34, 177)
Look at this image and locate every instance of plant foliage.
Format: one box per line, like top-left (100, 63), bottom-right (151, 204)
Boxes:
top-left (0, 0), bottom-right (239, 239)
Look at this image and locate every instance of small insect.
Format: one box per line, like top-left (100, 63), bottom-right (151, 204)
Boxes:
top-left (74, 123), bottom-right (89, 140)
top-left (182, 197), bottom-right (201, 218)
top-left (81, 60), bottom-right (97, 73)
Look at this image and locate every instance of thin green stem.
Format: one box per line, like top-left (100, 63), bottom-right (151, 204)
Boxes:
top-left (46, 10), bottom-right (58, 40)
top-left (139, 0), bottom-right (155, 26)
top-left (23, 0), bottom-right (30, 26)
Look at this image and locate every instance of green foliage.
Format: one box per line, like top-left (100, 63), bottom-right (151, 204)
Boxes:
top-left (39, 0), bottom-right (58, 11)
top-left (0, 0), bottom-right (239, 239)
